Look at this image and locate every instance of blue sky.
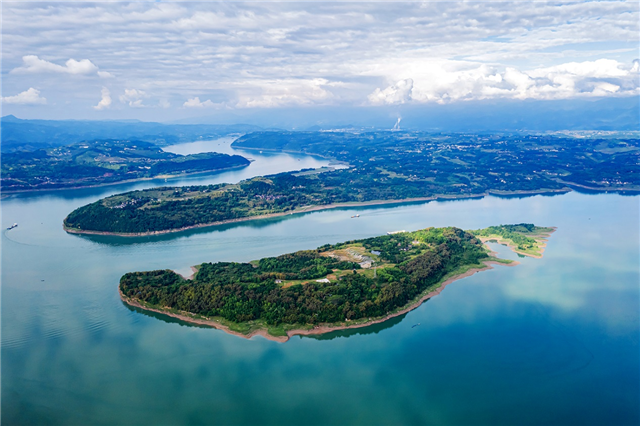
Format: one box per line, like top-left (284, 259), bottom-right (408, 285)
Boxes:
top-left (2, 1), bottom-right (638, 124)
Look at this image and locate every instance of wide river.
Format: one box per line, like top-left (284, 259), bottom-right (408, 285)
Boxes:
top-left (2, 138), bottom-right (639, 425)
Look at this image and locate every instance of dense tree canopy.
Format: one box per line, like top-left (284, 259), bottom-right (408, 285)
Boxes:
top-left (120, 226), bottom-right (490, 326)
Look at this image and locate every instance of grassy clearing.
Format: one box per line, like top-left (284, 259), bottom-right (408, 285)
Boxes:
top-left (492, 258), bottom-right (515, 265)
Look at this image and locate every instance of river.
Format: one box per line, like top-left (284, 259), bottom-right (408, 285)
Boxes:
top-left (2, 138), bottom-right (638, 425)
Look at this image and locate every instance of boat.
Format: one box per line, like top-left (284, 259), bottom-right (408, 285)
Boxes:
top-left (351, 214), bottom-right (360, 218)
top-left (411, 323), bottom-right (420, 328)
top-left (6, 223), bottom-right (18, 230)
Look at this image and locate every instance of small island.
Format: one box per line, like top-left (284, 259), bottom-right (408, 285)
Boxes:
top-left (119, 224), bottom-right (555, 342)
top-left (1, 139), bottom-right (250, 192)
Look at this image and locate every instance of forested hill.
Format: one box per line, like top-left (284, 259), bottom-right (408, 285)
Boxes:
top-left (119, 225), bottom-right (552, 338)
top-left (232, 131), bottom-right (640, 193)
top-left (63, 166), bottom-right (563, 235)
top-left (1, 139), bottom-right (250, 191)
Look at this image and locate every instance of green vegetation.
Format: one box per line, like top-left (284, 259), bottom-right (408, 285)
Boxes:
top-left (1, 139), bottom-right (250, 191)
top-left (470, 223), bottom-right (555, 257)
top-left (233, 131), bottom-right (639, 192)
top-left (120, 225), bottom-right (536, 336)
top-left (64, 131), bottom-right (637, 235)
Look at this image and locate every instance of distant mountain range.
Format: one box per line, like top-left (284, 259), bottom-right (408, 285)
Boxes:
top-left (0, 115), bottom-right (262, 153)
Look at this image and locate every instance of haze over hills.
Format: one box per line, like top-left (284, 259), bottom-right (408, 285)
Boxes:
top-left (3, 96), bottom-right (638, 154)
top-left (169, 98), bottom-right (640, 132)
top-left (0, 115), bottom-right (263, 153)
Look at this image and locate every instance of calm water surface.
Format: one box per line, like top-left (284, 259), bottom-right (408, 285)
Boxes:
top-left (2, 139), bottom-right (639, 425)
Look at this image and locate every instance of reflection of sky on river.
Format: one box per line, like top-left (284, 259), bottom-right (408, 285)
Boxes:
top-left (2, 140), bottom-right (638, 425)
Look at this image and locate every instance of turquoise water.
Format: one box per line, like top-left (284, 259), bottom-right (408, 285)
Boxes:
top-left (2, 140), bottom-right (639, 425)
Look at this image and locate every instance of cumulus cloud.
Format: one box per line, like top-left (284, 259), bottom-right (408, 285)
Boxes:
top-left (2, 87), bottom-right (47, 105)
top-left (183, 97), bottom-right (216, 108)
top-left (11, 55), bottom-right (101, 76)
top-left (158, 99), bottom-right (171, 108)
top-left (368, 79), bottom-right (413, 105)
top-left (1, 2), bottom-right (638, 115)
top-left (119, 88), bottom-right (148, 107)
top-left (93, 87), bottom-right (112, 110)
top-left (368, 59), bottom-right (639, 104)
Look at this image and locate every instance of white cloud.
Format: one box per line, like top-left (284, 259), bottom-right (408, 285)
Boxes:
top-left (2, 87), bottom-right (47, 105)
top-left (1, 2), bottom-right (638, 115)
top-left (236, 78), bottom-right (333, 108)
top-left (119, 88), bottom-right (148, 107)
top-left (183, 97), bottom-right (216, 108)
top-left (158, 99), bottom-right (170, 108)
top-left (368, 79), bottom-right (413, 105)
top-left (64, 58), bottom-right (99, 75)
top-left (367, 59), bottom-right (639, 104)
top-left (93, 87), bottom-right (112, 110)
top-left (11, 55), bottom-right (100, 75)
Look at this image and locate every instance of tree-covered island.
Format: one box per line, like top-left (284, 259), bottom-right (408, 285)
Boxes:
top-left (119, 224), bottom-right (555, 341)
top-left (1, 139), bottom-right (250, 191)
top-left (63, 131), bottom-right (637, 236)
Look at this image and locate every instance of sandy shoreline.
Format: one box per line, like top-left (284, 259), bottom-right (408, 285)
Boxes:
top-left (176, 266), bottom-right (198, 280)
top-left (120, 252), bottom-right (520, 343)
top-left (65, 190), bottom-right (565, 237)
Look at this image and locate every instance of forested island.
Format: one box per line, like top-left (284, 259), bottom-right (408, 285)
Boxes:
top-left (63, 131), bottom-right (637, 236)
top-left (1, 139), bottom-right (250, 191)
top-left (119, 224), bottom-right (554, 341)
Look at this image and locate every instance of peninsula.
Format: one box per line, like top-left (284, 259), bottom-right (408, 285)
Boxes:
top-left (119, 224), bottom-right (555, 341)
top-left (63, 169), bottom-right (565, 236)
top-left (1, 139), bottom-right (250, 192)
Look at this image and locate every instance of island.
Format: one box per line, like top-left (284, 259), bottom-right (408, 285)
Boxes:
top-left (63, 130), bottom-right (637, 236)
top-left (119, 224), bottom-right (555, 342)
top-left (1, 139), bottom-right (250, 191)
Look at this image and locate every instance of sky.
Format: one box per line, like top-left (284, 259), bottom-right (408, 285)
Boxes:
top-left (1, 1), bottom-right (639, 125)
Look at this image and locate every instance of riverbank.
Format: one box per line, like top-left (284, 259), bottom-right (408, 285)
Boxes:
top-left (119, 246), bottom-right (521, 343)
top-left (65, 189), bottom-right (568, 237)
